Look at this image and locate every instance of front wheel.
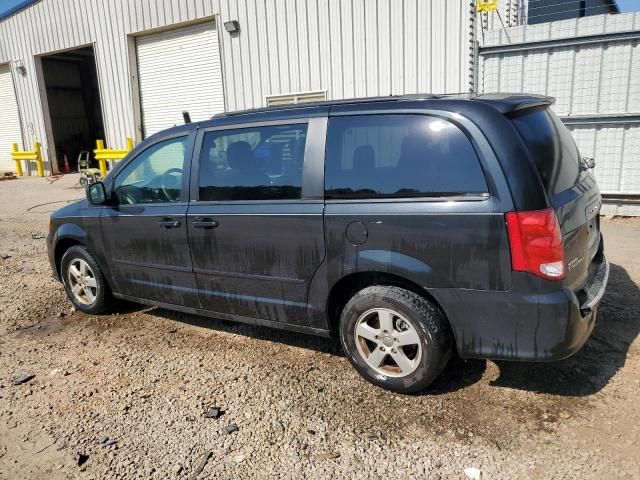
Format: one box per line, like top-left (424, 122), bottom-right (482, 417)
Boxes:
top-left (339, 286), bottom-right (452, 394)
top-left (60, 245), bottom-right (111, 314)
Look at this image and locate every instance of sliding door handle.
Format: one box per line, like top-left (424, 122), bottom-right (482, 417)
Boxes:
top-left (192, 217), bottom-right (219, 229)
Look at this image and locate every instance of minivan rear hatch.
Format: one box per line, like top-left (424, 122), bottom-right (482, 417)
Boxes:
top-left (509, 107), bottom-right (602, 292)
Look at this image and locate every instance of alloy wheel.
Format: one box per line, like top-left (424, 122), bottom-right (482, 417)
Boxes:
top-left (67, 258), bottom-right (98, 305)
top-left (353, 307), bottom-right (422, 378)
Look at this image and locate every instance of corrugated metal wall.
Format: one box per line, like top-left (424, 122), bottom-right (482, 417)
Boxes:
top-left (0, 0), bottom-right (220, 173)
top-left (217, 0), bottom-right (473, 111)
top-left (0, 63), bottom-right (23, 173)
top-left (479, 0), bottom-right (522, 31)
top-left (478, 0), bottom-right (617, 29)
top-left (478, 12), bottom-right (640, 215)
top-left (0, 0), bottom-right (473, 174)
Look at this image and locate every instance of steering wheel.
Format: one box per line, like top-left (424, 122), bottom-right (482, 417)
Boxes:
top-left (160, 168), bottom-right (183, 201)
top-left (120, 190), bottom-right (138, 205)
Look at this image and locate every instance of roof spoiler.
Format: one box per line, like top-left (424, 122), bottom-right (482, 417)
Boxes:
top-left (474, 94), bottom-right (555, 115)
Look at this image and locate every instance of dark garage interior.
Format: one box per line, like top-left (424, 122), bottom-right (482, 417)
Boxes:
top-left (41, 46), bottom-right (104, 171)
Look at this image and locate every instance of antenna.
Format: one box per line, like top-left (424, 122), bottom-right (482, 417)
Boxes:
top-left (182, 111), bottom-right (192, 124)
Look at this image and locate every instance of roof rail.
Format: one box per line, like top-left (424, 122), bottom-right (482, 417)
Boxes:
top-left (211, 92), bottom-right (477, 119)
top-left (210, 92), bottom-right (555, 118)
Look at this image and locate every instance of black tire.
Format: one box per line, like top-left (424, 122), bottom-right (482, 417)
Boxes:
top-left (339, 286), bottom-right (452, 394)
top-left (60, 245), bottom-right (112, 314)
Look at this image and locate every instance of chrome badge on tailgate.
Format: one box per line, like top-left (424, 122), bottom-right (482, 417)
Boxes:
top-left (586, 199), bottom-right (602, 219)
top-left (568, 256), bottom-right (584, 271)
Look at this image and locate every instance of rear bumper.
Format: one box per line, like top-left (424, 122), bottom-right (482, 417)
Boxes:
top-left (432, 252), bottom-right (609, 362)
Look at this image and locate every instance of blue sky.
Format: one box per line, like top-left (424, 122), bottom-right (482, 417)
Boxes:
top-left (0, 0), bottom-right (23, 10)
top-left (0, 0), bottom-right (34, 18)
top-left (1, 0), bottom-right (639, 18)
top-left (617, 0), bottom-right (640, 12)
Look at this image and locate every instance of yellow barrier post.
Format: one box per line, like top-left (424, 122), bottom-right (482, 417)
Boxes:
top-left (11, 142), bottom-right (44, 177)
top-left (94, 138), bottom-right (134, 177)
top-left (96, 139), bottom-right (107, 177)
top-left (34, 142), bottom-right (44, 177)
top-left (11, 144), bottom-right (23, 176)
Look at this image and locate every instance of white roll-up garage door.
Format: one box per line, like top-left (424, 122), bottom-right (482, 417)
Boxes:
top-left (0, 64), bottom-right (22, 174)
top-left (136, 21), bottom-right (225, 138)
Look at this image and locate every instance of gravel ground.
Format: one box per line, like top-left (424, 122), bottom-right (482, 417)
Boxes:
top-left (0, 174), bottom-right (639, 479)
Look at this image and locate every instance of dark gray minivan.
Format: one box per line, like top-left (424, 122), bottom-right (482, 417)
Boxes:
top-left (47, 94), bottom-right (609, 393)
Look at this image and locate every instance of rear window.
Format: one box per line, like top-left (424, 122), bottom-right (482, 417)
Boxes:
top-left (510, 108), bottom-right (581, 195)
top-left (324, 114), bottom-right (487, 199)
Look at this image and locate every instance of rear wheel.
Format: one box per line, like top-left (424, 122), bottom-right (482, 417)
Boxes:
top-left (339, 286), bottom-right (452, 393)
top-left (60, 245), bottom-right (111, 314)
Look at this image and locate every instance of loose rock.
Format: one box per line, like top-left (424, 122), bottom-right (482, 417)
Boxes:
top-left (204, 406), bottom-right (222, 419)
top-left (100, 438), bottom-right (117, 448)
top-left (464, 467), bottom-right (481, 480)
top-left (224, 424), bottom-right (239, 434)
top-left (75, 453), bottom-right (89, 467)
top-left (189, 451), bottom-right (212, 480)
top-left (11, 373), bottom-right (35, 385)
top-left (313, 452), bottom-right (341, 461)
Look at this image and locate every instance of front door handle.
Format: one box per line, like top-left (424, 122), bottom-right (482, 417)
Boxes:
top-left (158, 218), bottom-right (181, 229)
top-left (192, 217), bottom-right (219, 229)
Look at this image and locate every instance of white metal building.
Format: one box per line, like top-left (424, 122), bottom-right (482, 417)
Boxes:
top-left (478, 10), bottom-right (640, 214)
top-left (0, 0), bottom-right (474, 175)
top-left (0, 63), bottom-right (22, 173)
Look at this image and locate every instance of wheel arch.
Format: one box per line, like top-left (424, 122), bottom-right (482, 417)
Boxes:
top-left (54, 237), bottom-right (86, 280)
top-left (54, 233), bottom-right (114, 293)
top-left (325, 271), bottom-right (452, 339)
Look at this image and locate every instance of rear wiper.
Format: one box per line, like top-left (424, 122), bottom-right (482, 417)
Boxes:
top-left (580, 156), bottom-right (595, 171)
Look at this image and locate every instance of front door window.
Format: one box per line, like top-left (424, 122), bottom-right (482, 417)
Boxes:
top-left (113, 136), bottom-right (188, 204)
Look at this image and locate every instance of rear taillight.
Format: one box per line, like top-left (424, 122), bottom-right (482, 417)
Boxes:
top-left (505, 208), bottom-right (565, 281)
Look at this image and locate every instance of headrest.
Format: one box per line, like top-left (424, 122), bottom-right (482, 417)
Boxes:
top-left (227, 141), bottom-right (255, 170)
top-left (353, 145), bottom-right (375, 170)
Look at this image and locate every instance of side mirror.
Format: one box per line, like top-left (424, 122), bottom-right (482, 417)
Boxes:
top-left (86, 181), bottom-right (107, 205)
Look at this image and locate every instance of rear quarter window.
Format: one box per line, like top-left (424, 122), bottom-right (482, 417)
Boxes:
top-left (510, 108), bottom-right (581, 195)
top-left (324, 114), bottom-right (487, 199)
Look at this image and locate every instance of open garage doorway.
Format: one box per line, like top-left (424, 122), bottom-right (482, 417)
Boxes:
top-left (41, 46), bottom-right (104, 172)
